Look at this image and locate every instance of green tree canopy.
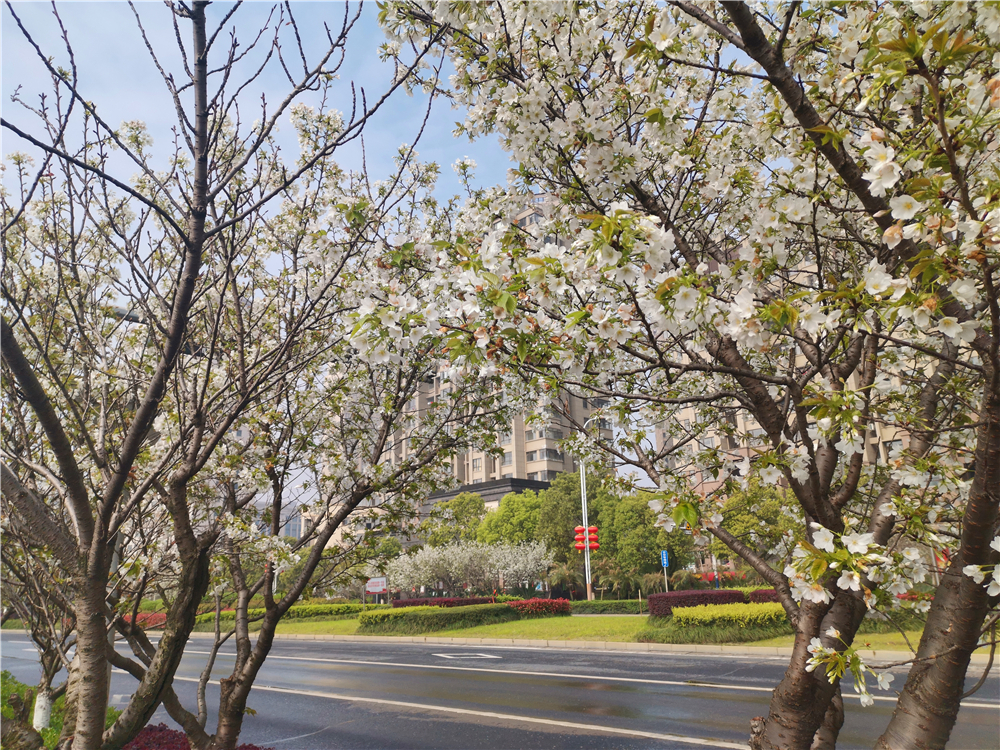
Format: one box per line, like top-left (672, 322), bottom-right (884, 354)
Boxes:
top-left (708, 481), bottom-right (801, 567)
top-left (422, 491), bottom-right (486, 547)
top-left (477, 490), bottom-right (543, 545)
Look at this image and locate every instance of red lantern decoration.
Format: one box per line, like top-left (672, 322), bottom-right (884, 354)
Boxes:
top-left (588, 526), bottom-right (598, 533)
top-left (574, 542), bottom-right (585, 552)
top-left (574, 526), bottom-right (585, 532)
top-left (588, 542), bottom-right (600, 550)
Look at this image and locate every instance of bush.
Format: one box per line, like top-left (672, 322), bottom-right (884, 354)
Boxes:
top-left (749, 588), bottom-right (779, 603)
top-left (391, 597), bottom-right (494, 609)
top-left (494, 594), bottom-right (525, 602)
top-left (193, 602), bottom-right (386, 626)
top-left (507, 598), bottom-right (571, 617)
top-left (124, 723), bottom-right (271, 750)
top-left (358, 603), bottom-right (519, 634)
top-left (647, 589), bottom-right (745, 616)
top-left (673, 602), bottom-right (787, 629)
top-left (571, 599), bottom-right (645, 614)
top-left (123, 612), bottom-right (167, 629)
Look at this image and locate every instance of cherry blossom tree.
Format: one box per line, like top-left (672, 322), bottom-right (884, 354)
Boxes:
top-left (1, 2), bottom-right (449, 748)
top-left (370, 2), bottom-right (1000, 748)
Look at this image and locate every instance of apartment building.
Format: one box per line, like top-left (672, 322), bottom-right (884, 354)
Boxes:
top-left (655, 400), bottom-right (908, 496)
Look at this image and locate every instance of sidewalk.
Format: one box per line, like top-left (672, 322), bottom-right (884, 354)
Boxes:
top-left (188, 631), bottom-right (992, 665)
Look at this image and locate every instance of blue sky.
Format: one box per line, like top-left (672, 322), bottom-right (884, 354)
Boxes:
top-left (2, 1), bottom-right (510, 202)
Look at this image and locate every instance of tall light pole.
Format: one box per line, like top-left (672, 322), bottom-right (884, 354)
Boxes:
top-left (579, 459), bottom-right (593, 601)
top-left (579, 415), bottom-right (600, 602)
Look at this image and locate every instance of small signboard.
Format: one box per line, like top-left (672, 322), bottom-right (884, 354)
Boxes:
top-left (365, 576), bottom-right (387, 594)
top-left (660, 550), bottom-right (670, 568)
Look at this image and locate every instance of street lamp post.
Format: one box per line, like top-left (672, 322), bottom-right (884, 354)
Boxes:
top-left (579, 414), bottom-right (601, 602)
top-left (579, 459), bottom-right (593, 601)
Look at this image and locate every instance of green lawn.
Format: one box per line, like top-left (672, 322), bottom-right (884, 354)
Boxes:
top-left (275, 617), bottom-right (360, 635)
top-left (749, 630), bottom-right (924, 652)
top-left (432, 615), bottom-right (648, 641)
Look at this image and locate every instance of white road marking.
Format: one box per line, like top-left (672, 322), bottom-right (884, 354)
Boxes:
top-left (173, 676), bottom-right (748, 749)
top-left (267, 724), bottom-right (335, 744)
top-left (432, 653), bottom-right (501, 659)
top-left (182, 650), bottom-right (999, 709)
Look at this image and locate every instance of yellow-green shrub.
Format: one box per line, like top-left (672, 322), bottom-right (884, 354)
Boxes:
top-left (671, 602), bottom-right (787, 629)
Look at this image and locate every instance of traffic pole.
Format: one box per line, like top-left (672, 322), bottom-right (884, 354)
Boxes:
top-left (579, 460), bottom-right (593, 601)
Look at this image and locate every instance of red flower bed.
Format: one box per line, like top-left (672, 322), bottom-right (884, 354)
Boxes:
top-left (391, 597), bottom-right (494, 609)
top-left (124, 723), bottom-right (272, 749)
top-left (506, 598), bottom-right (571, 616)
top-left (647, 589), bottom-right (745, 617)
top-left (122, 612), bottom-right (167, 629)
top-left (748, 589), bottom-right (779, 603)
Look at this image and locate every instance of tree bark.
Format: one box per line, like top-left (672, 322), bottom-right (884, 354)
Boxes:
top-left (100, 549), bottom-right (210, 749)
top-left (874, 326), bottom-right (1000, 748)
top-left (69, 577), bottom-right (111, 750)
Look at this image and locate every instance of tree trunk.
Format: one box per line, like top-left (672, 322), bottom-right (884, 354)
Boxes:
top-left (874, 564), bottom-right (994, 749)
top-left (808, 688), bottom-right (844, 750)
top-left (746, 591), bottom-right (866, 749)
top-left (70, 581), bottom-right (111, 750)
top-left (876, 371), bottom-right (1000, 749)
top-left (100, 550), bottom-right (211, 749)
top-left (57, 651), bottom-right (82, 749)
top-left (32, 687), bottom-right (53, 733)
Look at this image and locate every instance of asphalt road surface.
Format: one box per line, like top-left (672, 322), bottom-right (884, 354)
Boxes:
top-left (2, 634), bottom-right (997, 749)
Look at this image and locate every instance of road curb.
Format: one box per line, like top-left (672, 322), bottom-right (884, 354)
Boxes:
top-left (185, 631), bottom-right (992, 664)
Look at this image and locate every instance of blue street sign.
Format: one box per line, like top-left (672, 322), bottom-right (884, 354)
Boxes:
top-left (661, 550), bottom-right (669, 568)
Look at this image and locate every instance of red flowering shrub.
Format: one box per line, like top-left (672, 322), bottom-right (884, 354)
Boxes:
top-left (392, 597), bottom-right (494, 609)
top-left (647, 590), bottom-right (745, 617)
top-left (748, 589), bottom-right (779, 603)
top-left (506, 598), bottom-right (571, 617)
top-left (122, 612), bottom-right (167, 629)
top-left (124, 724), bottom-right (272, 749)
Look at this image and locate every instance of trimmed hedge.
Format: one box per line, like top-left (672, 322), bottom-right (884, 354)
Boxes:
top-left (672, 602), bottom-right (787, 629)
top-left (749, 588), bottom-right (779, 603)
top-left (647, 589), bottom-right (745, 617)
top-left (507, 598), bottom-right (571, 616)
top-left (391, 597), bottom-right (493, 609)
top-left (358, 604), bottom-right (519, 634)
top-left (571, 600), bottom-right (645, 614)
top-left (123, 612), bottom-right (167, 629)
top-left (193, 602), bottom-right (387, 626)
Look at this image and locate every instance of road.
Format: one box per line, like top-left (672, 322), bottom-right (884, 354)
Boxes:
top-left (2, 634), bottom-right (997, 749)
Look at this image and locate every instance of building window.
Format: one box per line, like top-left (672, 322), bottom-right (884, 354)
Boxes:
top-left (502, 452), bottom-right (512, 466)
top-left (748, 428), bottom-right (767, 443)
top-left (543, 427), bottom-right (564, 440)
top-left (472, 478), bottom-right (483, 484)
top-left (537, 470), bottom-right (559, 481)
top-left (527, 472), bottom-right (538, 480)
top-left (473, 457), bottom-right (483, 471)
top-left (501, 472), bottom-right (512, 479)
top-left (526, 451), bottom-right (537, 462)
top-left (883, 439), bottom-right (903, 458)
top-left (538, 448), bottom-right (563, 461)
top-left (500, 432), bottom-right (512, 445)
top-left (598, 419), bottom-right (612, 431)
top-left (525, 429), bottom-right (535, 441)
